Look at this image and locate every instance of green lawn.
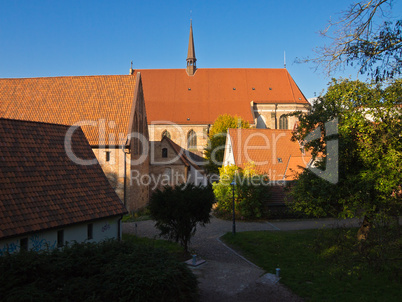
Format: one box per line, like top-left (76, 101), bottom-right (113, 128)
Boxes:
top-left (222, 229), bottom-right (401, 302)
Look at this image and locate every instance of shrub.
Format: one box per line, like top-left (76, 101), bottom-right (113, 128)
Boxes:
top-left (313, 222), bottom-right (402, 282)
top-left (148, 183), bottom-right (215, 251)
top-left (213, 163), bottom-right (270, 220)
top-left (204, 114), bottom-right (250, 174)
top-left (0, 240), bottom-right (199, 302)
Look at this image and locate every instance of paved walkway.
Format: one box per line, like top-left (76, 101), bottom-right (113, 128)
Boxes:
top-left (123, 217), bottom-right (361, 302)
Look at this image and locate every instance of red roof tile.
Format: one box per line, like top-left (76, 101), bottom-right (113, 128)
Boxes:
top-left (0, 118), bottom-right (127, 240)
top-left (0, 75), bottom-right (137, 145)
top-left (136, 68), bottom-right (308, 124)
top-left (228, 128), bottom-right (311, 181)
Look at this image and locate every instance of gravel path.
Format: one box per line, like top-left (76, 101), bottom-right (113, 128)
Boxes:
top-left (124, 218), bottom-right (290, 301)
top-left (123, 217), bottom-right (361, 301)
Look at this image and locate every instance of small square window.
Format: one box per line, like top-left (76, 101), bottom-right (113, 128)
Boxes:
top-left (87, 224), bottom-right (93, 240)
top-left (57, 230), bottom-right (64, 247)
top-left (20, 238), bottom-right (28, 251)
top-left (278, 158), bottom-right (283, 163)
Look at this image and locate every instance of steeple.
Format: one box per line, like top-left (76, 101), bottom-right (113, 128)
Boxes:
top-left (186, 20), bottom-right (197, 76)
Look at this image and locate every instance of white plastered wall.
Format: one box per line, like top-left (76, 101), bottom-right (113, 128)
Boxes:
top-left (0, 217), bottom-right (122, 255)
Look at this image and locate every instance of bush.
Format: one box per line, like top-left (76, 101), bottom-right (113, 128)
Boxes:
top-left (0, 240), bottom-right (199, 302)
top-left (213, 164), bottom-right (270, 220)
top-left (313, 222), bottom-right (402, 281)
top-left (148, 183), bottom-right (215, 251)
top-left (264, 205), bottom-right (310, 220)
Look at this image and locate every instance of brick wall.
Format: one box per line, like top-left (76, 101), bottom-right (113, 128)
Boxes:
top-left (149, 140), bottom-right (188, 194)
top-left (148, 124), bottom-right (208, 155)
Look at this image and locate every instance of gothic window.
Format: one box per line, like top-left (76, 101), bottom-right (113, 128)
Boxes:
top-left (162, 148), bottom-right (168, 158)
top-left (279, 115), bottom-right (288, 130)
top-left (187, 130), bottom-right (197, 149)
top-left (162, 130), bottom-right (171, 139)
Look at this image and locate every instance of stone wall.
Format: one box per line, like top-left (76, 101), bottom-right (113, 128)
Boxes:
top-left (92, 147), bottom-right (128, 202)
top-left (148, 124), bottom-right (209, 155)
top-left (253, 103), bottom-right (310, 129)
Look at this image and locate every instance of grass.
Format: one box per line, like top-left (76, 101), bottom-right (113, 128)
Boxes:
top-left (222, 228), bottom-right (401, 302)
top-left (122, 207), bottom-right (151, 222)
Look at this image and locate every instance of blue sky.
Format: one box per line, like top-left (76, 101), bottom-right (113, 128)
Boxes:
top-left (1, 0), bottom-right (400, 98)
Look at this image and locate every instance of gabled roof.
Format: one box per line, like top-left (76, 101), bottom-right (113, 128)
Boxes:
top-left (135, 68), bottom-right (309, 125)
top-left (0, 75), bottom-right (138, 145)
top-left (161, 136), bottom-right (206, 174)
top-left (0, 118), bottom-right (128, 240)
top-left (227, 128), bottom-right (311, 181)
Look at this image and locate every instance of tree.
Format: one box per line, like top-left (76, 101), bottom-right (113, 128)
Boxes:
top-left (213, 163), bottom-right (270, 220)
top-left (290, 78), bottom-right (402, 236)
top-left (204, 114), bottom-right (249, 174)
top-left (306, 0), bottom-right (401, 81)
top-left (148, 183), bottom-right (215, 252)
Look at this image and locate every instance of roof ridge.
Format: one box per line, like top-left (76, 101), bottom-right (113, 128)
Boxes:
top-left (163, 136), bottom-right (190, 166)
top-left (0, 117), bottom-right (73, 128)
top-left (285, 69), bottom-right (297, 103)
top-left (135, 67), bottom-right (289, 72)
top-left (284, 69), bottom-right (309, 104)
top-left (0, 74), bottom-right (133, 80)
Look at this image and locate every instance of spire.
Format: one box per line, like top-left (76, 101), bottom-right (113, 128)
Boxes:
top-left (186, 20), bottom-right (197, 76)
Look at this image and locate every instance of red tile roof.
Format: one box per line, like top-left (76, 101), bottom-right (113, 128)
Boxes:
top-left (228, 128), bottom-right (311, 181)
top-left (0, 118), bottom-right (128, 240)
top-left (0, 75), bottom-right (137, 145)
top-left (135, 68), bottom-right (308, 124)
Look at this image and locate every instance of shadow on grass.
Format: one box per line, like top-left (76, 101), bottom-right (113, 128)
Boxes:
top-left (221, 227), bottom-right (401, 302)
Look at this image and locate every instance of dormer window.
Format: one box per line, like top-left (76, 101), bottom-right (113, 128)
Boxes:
top-left (278, 158), bottom-right (283, 163)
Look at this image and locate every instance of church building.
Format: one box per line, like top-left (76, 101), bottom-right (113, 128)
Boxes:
top-left (0, 22), bottom-right (311, 211)
top-left (133, 22), bottom-right (311, 156)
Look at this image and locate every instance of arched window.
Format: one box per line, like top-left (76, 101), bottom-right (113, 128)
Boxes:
top-left (162, 148), bottom-right (168, 158)
top-left (279, 115), bottom-right (288, 130)
top-left (187, 130), bottom-right (197, 149)
top-left (161, 130), bottom-right (171, 139)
